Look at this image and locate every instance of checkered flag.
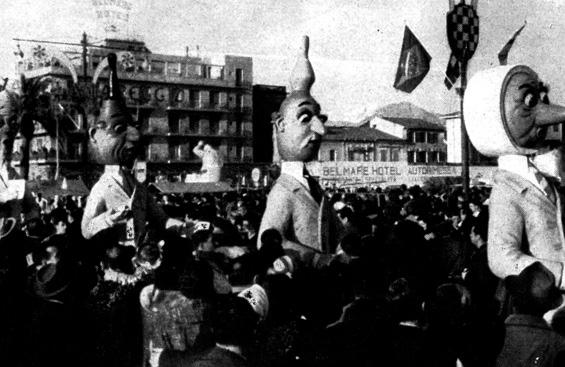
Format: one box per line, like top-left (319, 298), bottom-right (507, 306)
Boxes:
top-left (445, 0), bottom-right (479, 89)
top-left (444, 53), bottom-right (460, 89)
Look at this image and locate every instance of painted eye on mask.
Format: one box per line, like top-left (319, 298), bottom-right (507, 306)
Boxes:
top-left (298, 113), bottom-right (313, 124)
top-left (114, 124), bottom-right (127, 134)
top-left (524, 91), bottom-right (539, 108)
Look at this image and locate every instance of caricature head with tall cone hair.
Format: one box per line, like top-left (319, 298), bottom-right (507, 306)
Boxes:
top-left (273, 36), bottom-right (327, 163)
top-left (89, 53), bottom-right (141, 168)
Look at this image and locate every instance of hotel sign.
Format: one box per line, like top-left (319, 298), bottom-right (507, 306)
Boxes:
top-left (309, 161), bottom-right (495, 187)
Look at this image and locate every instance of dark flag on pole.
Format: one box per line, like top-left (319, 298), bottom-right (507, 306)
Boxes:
top-left (445, 0), bottom-right (480, 89)
top-left (498, 21), bottom-right (527, 65)
top-left (393, 26), bottom-right (432, 93)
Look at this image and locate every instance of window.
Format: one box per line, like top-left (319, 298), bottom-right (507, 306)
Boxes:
top-left (408, 131), bottom-right (414, 142)
top-left (416, 151), bottom-right (427, 163)
top-left (235, 68), bottom-right (243, 86)
top-left (380, 149), bottom-right (388, 162)
top-left (329, 150), bottom-right (336, 161)
top-left (210, 91), bottom-right (219, 108)
top-left (407, 151), bottom-right (415, 163)
top-left (151, 61), bottom-right (164, 74)
top-left (209, 118), bottom-right (219, 135)
top-left (428, 132), bottom-right (438, 144)
top-left (188, 90), bottom-right (197, 107)
top-left (439, 151), bottom-right (447, 163)
top-left (390, 148), bottom-right (400, 162)
top-left (167, 62), bottom-right (181, 75)
top-left (429, 151), bottom-right (439, 163)
top-left (189, 119), bottom-right (199, 134)
top-left (415, 131), bottom-right (426, 143)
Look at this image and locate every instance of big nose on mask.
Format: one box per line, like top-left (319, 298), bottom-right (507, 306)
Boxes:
top-left (310, 115), bottom-right (326, 136)
top-left (535, 103), bottom-right (565, 127)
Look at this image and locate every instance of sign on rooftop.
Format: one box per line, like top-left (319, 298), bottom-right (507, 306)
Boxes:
top-left (91, 0), bottom-right (133, 36)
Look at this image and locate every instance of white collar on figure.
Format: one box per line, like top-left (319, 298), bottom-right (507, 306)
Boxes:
top-left (104, 165), bottom-right (136, 187)
top-left (498, 155), bottom-right (545, 191)
top-left (281, 161), bottom-right (309, 190)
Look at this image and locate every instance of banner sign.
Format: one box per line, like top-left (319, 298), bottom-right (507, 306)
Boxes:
top-left (91, 0), bottom-right (132, 34)
top-left (308, 161), bottom-right (495, 187)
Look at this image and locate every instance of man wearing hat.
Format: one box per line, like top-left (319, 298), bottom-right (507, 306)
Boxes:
top-left (464, 65), bottom-right (565, 293)
top-left (81, 53), bottom-right (183, 246)
top-left (496, 262), bottom-right (565, 366)
top-left (258, 36), bottom-right (341, 264)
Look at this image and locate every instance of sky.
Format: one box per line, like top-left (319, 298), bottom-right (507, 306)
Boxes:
top-left (1, 0), bottom-right (564, 122)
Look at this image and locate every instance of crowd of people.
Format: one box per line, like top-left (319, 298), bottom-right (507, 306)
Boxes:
top-left (1, 182), bottom-right (565, 367)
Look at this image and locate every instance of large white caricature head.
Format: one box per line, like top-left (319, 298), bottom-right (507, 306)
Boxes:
top-left (272, 36), bottom-right (327, 163)
top-left (464, 65), bottom-right (565, 179)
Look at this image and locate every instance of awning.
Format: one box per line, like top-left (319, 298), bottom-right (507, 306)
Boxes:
top-left (148, 181), bottom-right (234, 194)
top-left (29, 177), bottom-right (90, 197)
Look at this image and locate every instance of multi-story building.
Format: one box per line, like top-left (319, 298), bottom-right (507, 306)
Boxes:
top-left (364, 115), bottom-right (447, 164)
top-left (15, 37), bottom-right (255, 183)
top-left (252, 84), bottom-right (286, 163)
top-left (319, 125), bottom-right (406, 162)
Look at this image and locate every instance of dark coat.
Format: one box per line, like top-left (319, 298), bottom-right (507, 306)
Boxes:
top-left (496, 314), bottom-right (565, 367)
top-left (163, 346), bottom-right (248, 367)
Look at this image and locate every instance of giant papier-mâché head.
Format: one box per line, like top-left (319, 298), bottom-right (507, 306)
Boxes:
top-left (464, 64), bottom-right (565, 157)
top-left (273, 36), bottom-right (327, 163)
top-left (89, 53), bottom-right (140, 168)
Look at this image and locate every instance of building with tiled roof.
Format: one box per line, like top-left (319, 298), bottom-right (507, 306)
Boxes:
top-left (362, 110), bottom-right (447, 164)
top-left (318, 125), bottom-right (407, 163)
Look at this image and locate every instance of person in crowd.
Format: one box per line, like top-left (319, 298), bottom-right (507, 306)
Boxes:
top-left (240, 213), bottom-right (259, 252)
top-left (496, 262), bottom-right (565, 367)
top-left (172, 295), bottom-right (258, 367)
top-left (192, 221), bottom-right (232, 295)
top-left (141, 258), bottom-right (216, 367)
top-left (387, 277), bottom-right (434, 367)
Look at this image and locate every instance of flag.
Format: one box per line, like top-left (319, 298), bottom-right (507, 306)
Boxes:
top-left (393, 26), bottom-right (432, 93)
top-left (498, 21), bottom-right (527, 65)
top-left (444, 53), bottom-right (460, 89)
top-left (445, 0), bottom-right (480, 90)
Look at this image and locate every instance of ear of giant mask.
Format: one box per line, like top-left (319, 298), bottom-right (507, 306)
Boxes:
top-left (89, 53), bottom-right (140, 168)
top-left (274, 36), bottom-right (327, 163)
top-left (464, 65), bottom-right (565, 157)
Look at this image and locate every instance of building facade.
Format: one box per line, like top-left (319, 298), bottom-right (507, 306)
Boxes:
top-left (319, 125), bottom-right (406, 163)
top-left (15, 38), bottom-right (258, 183)
top-left (252, 84), bottom-right (286, 163)
top-left (365, 115), bottom-right (447, 164)
top-left (440, 111), bottom-right (497, 165)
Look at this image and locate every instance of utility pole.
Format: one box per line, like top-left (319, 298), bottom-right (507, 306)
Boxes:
top-left (80, 32), bottom-right (89, 180)
top-left (459, 49), bottom-right (470, 198)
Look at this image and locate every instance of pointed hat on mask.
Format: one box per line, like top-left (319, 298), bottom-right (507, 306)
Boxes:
top-left (289, 35), bottom-right (315, 95)
top-left (96, 53), bottom-right (132, 127)
top-left (272, 36), bottom-right (317, 163)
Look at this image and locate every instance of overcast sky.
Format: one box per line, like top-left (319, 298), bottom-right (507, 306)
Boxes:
top-left (0, 0), bottom-right (564, 122)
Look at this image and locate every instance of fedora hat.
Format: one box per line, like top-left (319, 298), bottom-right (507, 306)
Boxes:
top-left (32, 263), bottom-right (71, 299)
top-left (505, 262), bottom-right (563, 314)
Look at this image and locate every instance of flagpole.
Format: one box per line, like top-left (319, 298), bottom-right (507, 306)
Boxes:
top-left (459, 50), bottom-right (470, 198)
top-left (55, 117), bottom-right (60, 181)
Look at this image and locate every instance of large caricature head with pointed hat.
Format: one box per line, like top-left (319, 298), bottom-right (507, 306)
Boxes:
top-left (464, 64), bottom-right (565, 157)
top-left (89, 53), bottom-right (141, 168)
top-left (273, 36), bottom-right (327, 163)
